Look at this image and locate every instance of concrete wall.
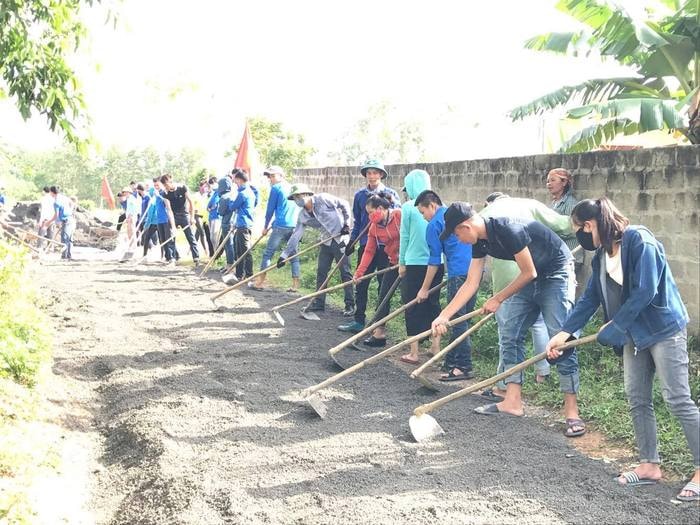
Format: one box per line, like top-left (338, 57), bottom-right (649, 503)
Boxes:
top-left (294, 145), bottom-right (700, 335)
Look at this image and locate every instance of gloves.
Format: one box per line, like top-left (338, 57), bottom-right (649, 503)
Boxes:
top-left (344, 241), bottom-right (355, 257)
top-left (276, 257), bottom-right (286, 269)
top-left (597, 322), bottom-right (627, 348)
top-left (340, 224), bottom-right (350, 236)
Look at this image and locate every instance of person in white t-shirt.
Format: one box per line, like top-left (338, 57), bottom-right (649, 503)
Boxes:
top-left (38, 186), bottom-right (56, 251)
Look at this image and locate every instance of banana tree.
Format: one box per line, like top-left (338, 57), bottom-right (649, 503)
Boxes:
top-left (510, 0), bottom-right (700, 152)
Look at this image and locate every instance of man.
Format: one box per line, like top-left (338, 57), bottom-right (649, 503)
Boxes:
top-left (193, 180), bottom-right (213, 256)
top-left (253, 166), bottom-right (300, 291)
top-left (432, 202), bottom-right (583, 437)
top-left (45, 186), bottom-right (76, 260)
top-left (122, 186), bottom-right (142, 259)
top-left (228, 169), bottom-right (257, 280)
top-left (217, 172), bottom-right (237, 272)
top-left (38, 186), bottom-right (55, 252)
top-left (207, 176), bottom-right (221, 254)
top-left (415, 189), bottom-right (475, 381)
top-left (143, 177), bottom-right (176, 263)
top-left (279, 183), bottom-right (354, 315)
top-left (160, 174), bottom-right (199, 265)
top-left (339, 159), bottom-right (401, 332)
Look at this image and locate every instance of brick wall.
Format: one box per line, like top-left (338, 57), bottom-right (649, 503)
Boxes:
top-left (294, 145), bottom-right (700, 335)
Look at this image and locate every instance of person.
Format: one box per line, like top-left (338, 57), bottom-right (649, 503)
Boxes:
top-left (279, 183), bottom-right (354, 315)
top-left (546, 197), bottom-right (699, 502)
top-left (228, 169), bottom-right (257, 280)
top-left (253, 166), bottom-right (301, 292)
top-left (122, 186), bottom-right (142, 258)
top-left (339, 160), bottom-right (401, 333)
top-left (479, 192), bottom-right (575, 400)
top-left (193, 179), bottom-right (213, 257)
top-left (207, 176), bottom-right (221, 254)
top-left (45, 186), bottom-right (76, 260)
top-left (137, 183), bottom-right (157, 250)
top-left (352, 192), bottom-right (402, 347)
top-left (398, 169), bottom-right (442, 365)
top-left (217, 172), bottom-right (237, 272)
top-left (38, 186), bottom-right (55, 252)
top-left (143, 178), bottom-right (176, 263)
top-left (0, 185), bottom-right (5, 210)
top-left (116, 187), bottom-right (127, 232)
top-left (160, 174), bottom-right (199, 265)
top-left (415, 189), bottom-right (475, 380)
top-left (547, 168), bottom-right (584, 272)
top-left (432, 202), bottom-right (583, 437)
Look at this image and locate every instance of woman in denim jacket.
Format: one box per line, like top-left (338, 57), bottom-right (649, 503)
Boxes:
top-left (546, 197), bottom-right (698, 502)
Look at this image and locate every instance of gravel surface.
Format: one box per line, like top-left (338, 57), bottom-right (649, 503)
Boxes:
top-left (39, 252), bottom-right (699, 524)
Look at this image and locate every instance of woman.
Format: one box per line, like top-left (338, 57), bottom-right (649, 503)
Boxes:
top-left (352, 192), bottom-right (401, 347)
top-left (398, 169), bottom-right (443, 364)
top-left (546, 197), bottom-right (698, 502)
top-left (547, 168), bottom-right (583, 270)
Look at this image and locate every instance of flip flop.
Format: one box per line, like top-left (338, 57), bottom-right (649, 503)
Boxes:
top-left (439, 368), bottom-right (473, 382)
top-left (399, 355), bottom-right (420, 365)
top-left (564, 418), bottom-right (586, 438)
top-left (474, 403), bottom-right (521, 417)
top-left (616, 471), bottom-right (658, 487)
top-left (473, 388), bottom-right (504, 403)
top-left (676, 480), bottom-right (700, 502)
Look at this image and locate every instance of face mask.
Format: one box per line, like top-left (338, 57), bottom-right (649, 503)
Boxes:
top-left (369, 209), bottom-right (384, 224)
top-left (576, 228), bottom-right (596, 251)
top-left (293, 196), bottom-right (306, 208)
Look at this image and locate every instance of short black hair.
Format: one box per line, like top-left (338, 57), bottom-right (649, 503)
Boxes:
top-left (160, 174), bottom-right (172, 184)
top-left (485, 192), bottom-right (509, 204)
top-left (152, 177), bottom-right (160, 183)
top-left (129, 180), bottom-right (136, 186)
top-left (414, 189), bottom-right (442, 208)
top-left (49, 185), bottom-right (59, 194)
top-left (43, 186), bottom-right (50, 193)
top-left (232, 168), bottom-right (249, 182)
top-left (208, 176), bottom-right (218, 185)
top-left (136, 184), bottom-right (145, 191)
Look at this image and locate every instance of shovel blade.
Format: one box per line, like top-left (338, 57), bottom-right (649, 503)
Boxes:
top-left (272, 310), bottom-right (285, 326)
top-left (415, 375), bottom-right (440, 392)
top-left (300, 310), bottom-right (321, 321)
top-left (304, 394), bottom-right (328, 419)
top-left (409, 414), bottom-right (444, 443)
top-left (222, 273), bottom-right (239, 285)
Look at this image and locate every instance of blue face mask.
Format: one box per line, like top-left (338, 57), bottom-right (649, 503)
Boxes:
top-left (293, 196), bottom-right (306, 208)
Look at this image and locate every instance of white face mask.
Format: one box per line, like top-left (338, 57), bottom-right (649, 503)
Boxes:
top-left (293, 196), bottom-right (306, 208)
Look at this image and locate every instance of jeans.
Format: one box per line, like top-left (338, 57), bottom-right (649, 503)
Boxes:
top-left (60, 218), bottom-right (75, 259)
top-left (496, 313), bottom-right (551, 390)
top-left (143, 223), bottom-right (175, 261)
top-left (233, 227), bottom-right (253, 278)
top-left (261, 226), bottom-right (300, 278)
top-left (220, 214), bottom-right (235, 265)
top-left (445, 275), bottom-right (476, 372)
top-left (497, 265), bottom-right (578, 393)
top-left (623, 328), bottom-right (700, 467)
top-left (209, 218), bottom-right (221, 255)
top-left (312, 240), bottom-right (354, 309)
top-left (173, 213), bottom-right (199, 261)
top-left (354, 244), bottom-right (389, 324)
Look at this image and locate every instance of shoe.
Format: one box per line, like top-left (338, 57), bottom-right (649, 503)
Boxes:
top-left (362, 335), bottom-right (387, 347)
top-left (193, 258), bottom-right (200, 266)
top-left (304, 303), bottom-right (325, 313)
top-left (337, 321), bottom-right (364, 333)
top-left (342, 306), bottom-right (355, 317)
top-left (167, 260), bottom-right (176, 267)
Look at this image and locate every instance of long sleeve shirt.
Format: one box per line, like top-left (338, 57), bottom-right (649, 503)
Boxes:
top-left (281, 193), bottom-right (351, 258)
top-left (228, 184), bottom-right (256, 229)
top-left (355, 209), bottom-right (401, 278)
top-left (264, 181), bottom-right (298, 229)
top-left (426, 206), bottom-right (472, 278)
top-left (350, 183), bottom-right (401, 247)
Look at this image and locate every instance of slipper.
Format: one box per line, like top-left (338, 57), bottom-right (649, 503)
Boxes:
top-left (564, 418), bottom-right (586, 438)
top-left (399, 355), bottom-right (420, 365)
top-left (286, 287), bottom-right (298, 292)
top-left (474, 403), bottom-right (521, 417)
top-left (473, 388), bottom-right (504, 403)
top-left (440, 368), bottom-right (474, 382)
top-left (616, 471), bottom-right (658, 487)
top-left (250, 285), bottom-right (264, 291)
top-left (677, 480), bottom-right (700, 502)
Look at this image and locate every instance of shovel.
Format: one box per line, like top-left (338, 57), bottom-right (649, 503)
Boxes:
top-left (211, 233), bottom-right (338, 307)
top-left (198, 228), bottom-right (235, 276)
top-left (409, 312), bottom-right (494, 391)
top-left (0, 226), bottom-right (42, 254)
top-left (271, 265), bottom-right (398, 326)
top-left (328, 280), bottom-right (447, 369)
top-left (221, 231), bottom-right (268, 282)
top-left (300, 310), bottom-right (477, 418)
top-left (408, 333), bottom-right (598, 442)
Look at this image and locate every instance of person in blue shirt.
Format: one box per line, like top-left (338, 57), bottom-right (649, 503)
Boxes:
top-left (546, 197), bottom-right (698, 502)
top-left (228, 168), bottom-right (257, 279)
top-left (339, 159), bottom-right (401, 333)
top-left (252, 166), bottom-right (301, 291)
top-left (415, 190), bottom-right (475, 381)
top-left (217, 174), bottom-right (237, 272)
top-left (142, 178), bottom-right (176, 263)
top-left (206, 176), bottom-right (221, 253)
top-left (45, 186), bottom-right (75, 260)
top-left (0, 186), bottom-right (6, 210)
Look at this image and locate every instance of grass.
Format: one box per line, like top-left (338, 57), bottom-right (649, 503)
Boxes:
top-left (222, 233), bottom-right (700, 477)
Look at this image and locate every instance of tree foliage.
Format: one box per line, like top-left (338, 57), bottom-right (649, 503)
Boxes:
top-left (0, 0), bottom-right (105, 150)
top-left (510, 0), bottom-right (700, 151)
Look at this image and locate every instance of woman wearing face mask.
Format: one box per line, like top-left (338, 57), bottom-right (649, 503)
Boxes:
top-left (546, 197), bottom-right (698, 502)
top-left (352, 192), bottom-right (401, 347)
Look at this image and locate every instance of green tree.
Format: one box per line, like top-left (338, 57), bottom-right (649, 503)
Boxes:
top-left (228, 117), bottom-right (316, 175)
top-left (0, 1), bottom-right (108, 150)
top-left (510, 0), bottom-right (700, 152)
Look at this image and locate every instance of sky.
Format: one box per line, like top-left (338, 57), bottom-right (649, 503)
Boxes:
top-left (0, 0), bottom-right (645, 170)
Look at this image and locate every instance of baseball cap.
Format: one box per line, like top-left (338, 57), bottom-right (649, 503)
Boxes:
top-left (263, 165), bottom-right (285, 177)
top-left (440, 202), bottom-right (476, 241)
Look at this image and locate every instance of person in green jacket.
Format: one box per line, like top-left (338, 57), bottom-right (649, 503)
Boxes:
top-left (398, 169), bottom-right (443, 365)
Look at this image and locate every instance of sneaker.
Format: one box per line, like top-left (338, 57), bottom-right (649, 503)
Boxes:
top-left (304, 302), bottom-right (325, 313)
top-left (338, 320), bottom-right (364, 333)
top-left (342, 306), bottom-right (356, 317)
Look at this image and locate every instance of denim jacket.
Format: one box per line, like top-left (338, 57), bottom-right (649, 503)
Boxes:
top-left (562, 226), bottom-right (689, 351)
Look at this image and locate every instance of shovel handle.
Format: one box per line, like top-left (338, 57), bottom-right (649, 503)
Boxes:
top-left (198, 228), bottom-right (235, 276)
top-left (310, 222), bottom-right (370, 296)
top-left (1, 227), bottom-right (41, 254)
top-left (222, 231), bottom-right (268, 276)
top-left (11, 227), bottom-right (64, 247)
top-left (273, 264), bottom-right (399, 312)
top-left (211, 233), bottom-right (338, 301)
top-left (132, 223), bottom-right (193, 267)
top-left (410, 312), bottom-right (493, 378)
top-left (328, 280), bottom-right (447, 356)
top-left (412, 333), bottom-right (598, 417)
top-left (306, 308), bottom-right (478, 397)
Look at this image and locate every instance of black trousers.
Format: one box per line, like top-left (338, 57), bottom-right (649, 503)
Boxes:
top-left (354, 244), bottom-right (389, 324)
top-left (373, 267), bottom-right (400, 327)
top-left (143, 223), bottom-right (175, 260)
top-left (400, 265), bottom-right (443, 336)
top-left (233, 227), bottom-right (253, 278)
top-left (173, 213), bottom-right (199, 261)
top-left (311, 240), bottom-right (354, 309)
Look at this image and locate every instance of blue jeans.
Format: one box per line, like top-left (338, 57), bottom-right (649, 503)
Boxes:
top-left (60, 218), bottom-right (75, 259)
top-left (260, 226), bottom-right (300, 278)
top-left (221, 214), bottom-right (235, 265)
top-left (496, 313), bottom-right (551, 390)
top-left (497, 265), bottom-right (578, 393)
top-left (445, 275), bottom-right (476, 371)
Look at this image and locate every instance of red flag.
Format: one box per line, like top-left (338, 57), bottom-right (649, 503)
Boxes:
top-left (101, 175), bottom-right (115, 210)
top-left (234, 121), bottom-right (260, 184)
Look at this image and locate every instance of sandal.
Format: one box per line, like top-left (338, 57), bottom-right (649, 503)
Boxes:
top-left (616, 471), bottom-right (658, 487)
top-left (677, 480), bottom-right (700, 502)
top-left (399, 355), bottom-right (420, 365)
top-left (564, 418), bottom-right (586, 438)
top-left (473, 388), bottom-right (504, 403)
top-left (439, 368), bottom-right (474, 382)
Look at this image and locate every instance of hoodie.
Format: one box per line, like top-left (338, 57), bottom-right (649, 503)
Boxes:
top-left (399, 169), bottom-right (431, 265)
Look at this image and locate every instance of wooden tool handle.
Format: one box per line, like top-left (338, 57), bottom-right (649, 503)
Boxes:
top-left (198, 228), bottom-right (234, 275)
top-left (412, 333), bottom-right (598, 416)
top-left (222, 232), bottom-right (267, 276)
top-left (410, 312), bottom-right (493, 378)
top-left (312, 222), bottom-right (371, 294)
top-left (328, 280), bottom-right (447, 356)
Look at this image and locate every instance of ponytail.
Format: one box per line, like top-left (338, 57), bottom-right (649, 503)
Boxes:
top-left (571, 197), bottom-right (629, 255)
top-left (367, 191), bottom-right (394, 210)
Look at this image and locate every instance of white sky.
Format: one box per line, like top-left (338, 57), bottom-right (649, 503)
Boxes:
top-left (0, 0), bottom-right (642, 169)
